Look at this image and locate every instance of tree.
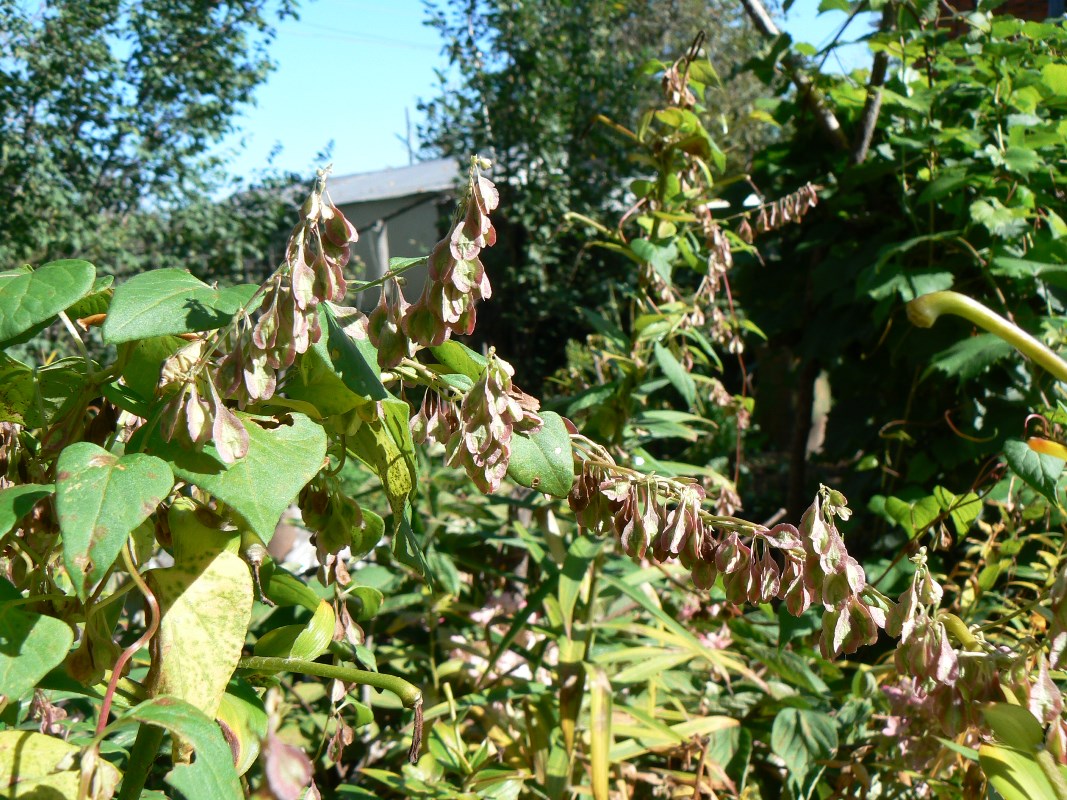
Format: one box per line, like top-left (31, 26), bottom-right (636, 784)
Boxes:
top-left (0, 0), bottom-right (297, 272)
top-left (419, 0), bottom-right (768, 389)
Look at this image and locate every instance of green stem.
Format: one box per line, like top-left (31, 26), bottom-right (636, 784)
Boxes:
top-left (237, 655), bottom-right (424, 763)
top-left (907, 291), bottom-right (1067, 383)
top-left (115, 724), bottom-right (164, 800)
top-left (349, 257), bottom-right (427, 294)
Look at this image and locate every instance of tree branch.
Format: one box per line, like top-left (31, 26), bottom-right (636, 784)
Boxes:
top-left (738, 0), bottom-right (849, 151)
top-left (850, 3), bottom-right (896, 164)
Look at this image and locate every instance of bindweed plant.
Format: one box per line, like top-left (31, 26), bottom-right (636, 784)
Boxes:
top-left (2, 37), bottom-right (1067, 800)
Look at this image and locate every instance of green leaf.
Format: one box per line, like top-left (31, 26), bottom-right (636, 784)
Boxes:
top-left (0, 260), bottom-right (96, 344)
top-left (653, 342), bottom-right (696, 406)
top-left (971, 198), bottom-right (1028, 240)
top-left (429, 340), bottom-right (488, 381)
top-left (979, 743), bottom-right (1058, 800)
top-left (216, 679), bottom-right (269, 776)
top-left (630, 239), bottom-right (677, 282)
top-left (350, 399), bottom-right (416, 523)
top-left (0, 578), bottom-right (74, 701)
top-left (771, 708), bottom-right (837, 794)
top-left (982, 703), bottom-right (1044, 749)
top-left (141, 412), bottom-right (327, 543)
top-left (1004, 438), bottom-right (1063, 506)
top-left (253, 598), bottom-right (335, 661)
top-left (64, 274), bottom-right (114, 320)
top-left (55, 443), bottom-right (174, 599)
top-left (0, 483), bottom-right (53, 537)
top-left (507, 411), bottom-right (575, 498)
top-left (818, 0), bottom-right (851, 11)
top-left (0, 357), bottom-right (93, 429)
top-left (287, 304), bottom-right (386, 417)
top-left (559, 536), bottom-right (603, 637)
top-left (108, 697), bottom-right (243, 800)
top-left (933, 486), bottom-right (982, 535)
top-left (925, 333), bottom-right (1014, 380)
top-left (587, 665), bottom-right (611, 800)
top-left (121, 335), bottom-right (185, 399)
top-left (884, 495), bottom-right (941, 539)
top-left (102, 269), bottom-right (257, 344)
top-left (349, 585), bottom-right (385, 621)
top-left (0, 730), bottom-right (120, 798)
top-left (1042, 63), bottom-right (1067, 96)
top-left (146, 548), bottom-right (253, 720)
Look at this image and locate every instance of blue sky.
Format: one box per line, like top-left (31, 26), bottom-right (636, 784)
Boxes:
top-left (219, 0), bottom-right (873, 183)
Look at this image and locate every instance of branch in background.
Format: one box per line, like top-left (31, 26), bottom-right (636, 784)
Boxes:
top-left (738, 0), bottom-right (850, 151)
top-left (851, 3), bottom-right (896, 164)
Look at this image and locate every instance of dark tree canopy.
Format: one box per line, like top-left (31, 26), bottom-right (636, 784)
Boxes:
top-left (0, 0), bottom-right (297, 269)
top-left (418, 0), bottom-right (767, 388)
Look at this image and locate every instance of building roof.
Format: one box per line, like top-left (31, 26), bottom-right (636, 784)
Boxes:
top-left (327, 157), bottom-right (461, 205)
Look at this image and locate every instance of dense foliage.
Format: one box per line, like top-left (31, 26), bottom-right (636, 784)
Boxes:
top-left (0, 0), bottom-right (299, 281)
top-left (419, 0), bottom-right (769, 388)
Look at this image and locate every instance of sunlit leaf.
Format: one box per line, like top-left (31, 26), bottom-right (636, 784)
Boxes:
top-left (55, 442), bottom-right (174, 599)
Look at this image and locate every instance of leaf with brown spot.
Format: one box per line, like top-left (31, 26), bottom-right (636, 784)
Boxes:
top-left (55, 442), bottom-right (174, 599)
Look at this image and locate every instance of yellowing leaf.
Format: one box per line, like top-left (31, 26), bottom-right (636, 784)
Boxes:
top-left (146, 549), bottom-right (253, 721)
top-left (0, 730), bottom-right (119, 799)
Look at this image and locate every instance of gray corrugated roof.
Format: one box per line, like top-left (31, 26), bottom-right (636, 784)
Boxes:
top-left (327, 158), bottom-right (461, 204)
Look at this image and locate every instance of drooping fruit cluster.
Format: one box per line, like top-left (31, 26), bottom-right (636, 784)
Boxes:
top-left (571, 465), bottom-right (887, 658)
top-left (156, 176), bottom-right (359, 462)
top-left (368, 159), bottom-right (499, 366)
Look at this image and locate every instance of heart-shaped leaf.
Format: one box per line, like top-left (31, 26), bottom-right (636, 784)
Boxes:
top-left (55, 443), bottom-right (174, 599)
top-left (0, 260), bottom-right (96, 344)
top-left (102, 268), bottom-right (257, 344)
top-left (507, 411), bottom-right (575, 498)
top-left (143, 412), bottom-right (327, 543)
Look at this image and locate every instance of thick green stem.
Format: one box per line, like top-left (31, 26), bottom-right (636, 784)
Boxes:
top-left (115, 724), bottom-right (164, 800)
top-left (238, 655), bottom-right (423, 763)
top-left (908, 291), bottom-right (1067, 383)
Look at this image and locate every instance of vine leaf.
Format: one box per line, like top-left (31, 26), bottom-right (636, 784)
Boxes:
top-left (217, 679), bottom-right (269, 776)
top-left (102, 268), bottom-right (257, 344)
top-left (286, 305), bottom-right (387, 416)
top-left (253, 598), bottom-right (335, 661)
top-left (654, 342), bottom-right (696, 406)
top-left (979, 743), bottom-right (1057, 800)
top-left (1003, 438), bottom-right (1064, 507)
top-left (0, 260), bottom-right (96, 345)
top-left (107, 697), bottom-right (243, 800)
top-left (350, 398), bottom-right (416, 524)
top-left (55, 443), bottom-right (174, 599)
top-left (0, 483), bottom-right (53, 537)
top-left (146, 550), bottom-right (253, 724)
top-left (0, 730), bottom-right (120, 798)
top-left (142, 412), bottom-right (327, 543)
top-left (507, 411), bottom-right (575, 498)
top-left (770, 708), bottom-right (838, 799)
top-left (0, 578), bottom-right (74, 702)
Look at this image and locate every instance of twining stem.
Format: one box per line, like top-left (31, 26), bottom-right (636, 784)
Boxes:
top-left (237, 655), bottom-right (424, 763)
top-left (907, 291), bottom-right (1067, 384)
top-left (97, 542), bottom-right (160, 736)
